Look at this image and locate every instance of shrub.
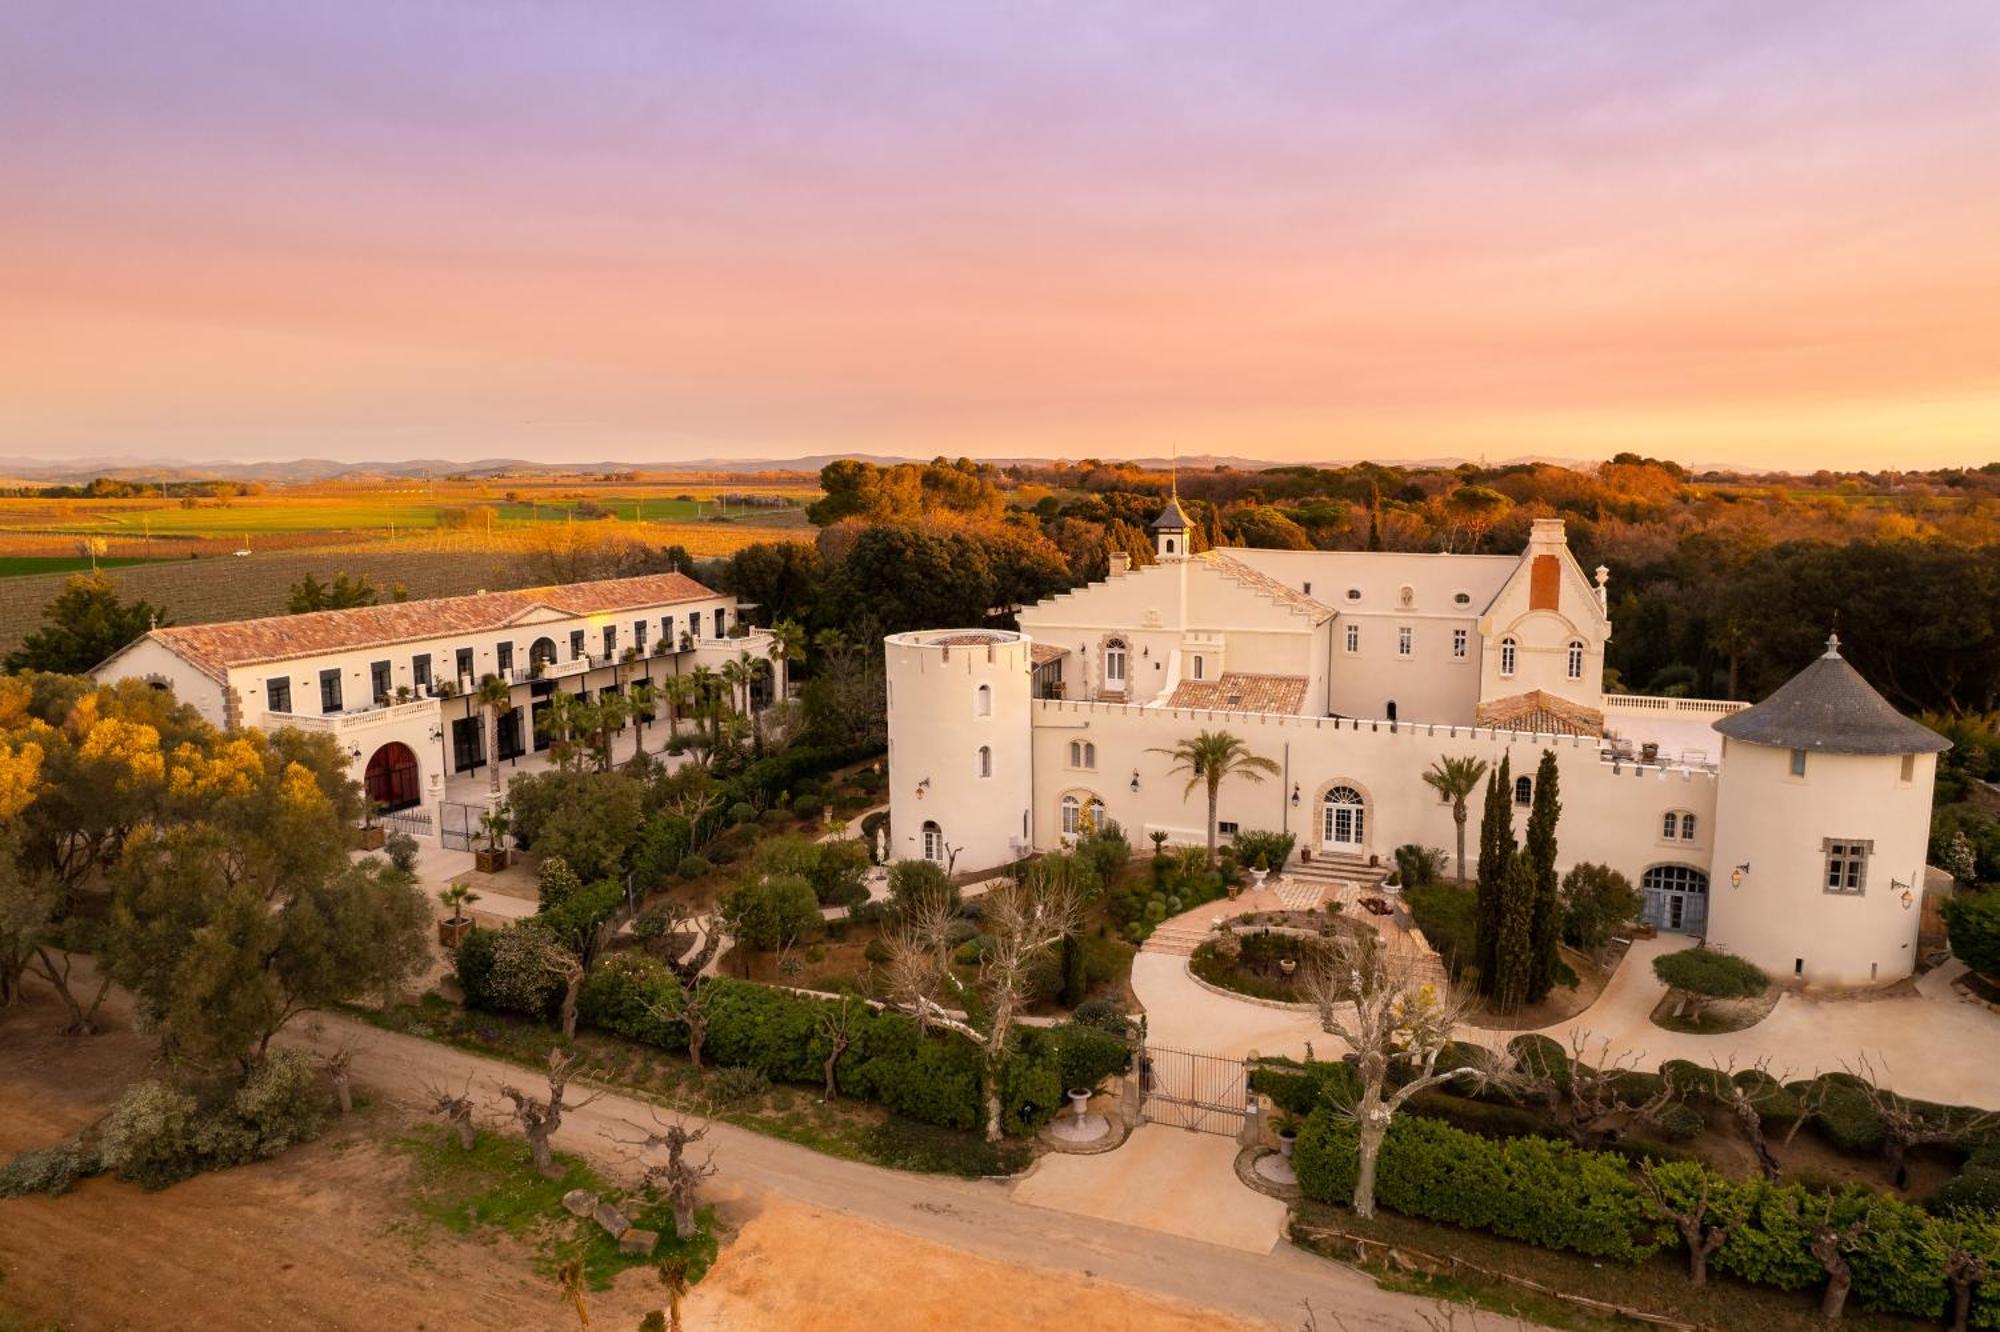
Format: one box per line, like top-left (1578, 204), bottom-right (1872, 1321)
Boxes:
top-left (675, 855), bottom-right (711, 880)
top-left (452, 924), bottom-right (501, 1007)
top-left (887, 859), bottom-right (958, 915)
top-left (1404, 883), bottom-right (1477, 976)
top-left (0, 1141), bottom-right (99, 1197)
top-left (631, 814), bottom-right (693, 890)
top-left (759, 807), bottom-right (791, 828)
top-left (1803, 1071), bottom-right (1889, 1154)
top-left (729, 801), bottom-right (757, 825)
top-left (757, 835), bottom-right (870, 909)
top-left (1392, 843), bottom-right (1446, 890)
top-left (717, 875), bottom-right (821, 953)
top-left (383, 830), bottom-right (420, 873)
top-left (577, 953), bottom-right (687, 1048)
top-left (481, 921), bottom-right (565, 1017)
top-left (1559, 862), bottom-right (1642, 952)
top-left (1070, 994), bottom-right (1130, 1038)
top-left (1944, 889), bottom-right (2000, 979)
top-left (1652, 947), bottom-right (1768, 1001)
top-left (200, 1049), bottom-right (327, 1164)
top-left (537, 856), bottom-right (584, 912)
top-left (97, 1080), bottom-right (200, 1190)
top-left (1042, 1023), bottom-right (1131, 1091)
top-left (1291, 1110), bottom-right (1660, 1263)
top-left (1933, 1162), bottom-right (2000, 1213)
top-left (709, 1065), bottom-right (772, 1105)
top-left (794, 797), bottom-right (825, 821)
top-left (1234, 829), bottom-right (1296, 872)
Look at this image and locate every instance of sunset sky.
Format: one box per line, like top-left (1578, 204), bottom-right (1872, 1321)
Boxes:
top-left (2, 2), bottom-right (1997, 469)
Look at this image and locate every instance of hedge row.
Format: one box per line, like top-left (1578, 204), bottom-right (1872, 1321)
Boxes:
top-left (569, 953), bottom-right (1129, 1136)
top-left (1294, 1110), bottom-right (2000, 1325)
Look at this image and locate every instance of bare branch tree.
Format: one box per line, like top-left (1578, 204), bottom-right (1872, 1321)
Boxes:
top-left (607, 1106), bottom-right (718, 1239)
top-left (1804, 1196), bottom-right (1873, 1321)
top-left (815, 996), bottom-right (862, 1102)
top-left (1938, 1217), bottom-right (1996, 1332)
top-left (321, 1042), bottom-right (355, 1116)
top-left (643, 972), bottom-right (712, 1070)
top-left (1843, 1054), bottom-right (2000, 1188)
top-left (1300, 931), bottom-right (1493, 1218)
top-left (499, 1047), bottom-right (602, 1174)
top-left (1487, 1031), bottom-right (1678, 1148)
top-left (423, 1073), bottom-right (480, 1150)
top-left (884, 858), bottom-right (1083, 1142)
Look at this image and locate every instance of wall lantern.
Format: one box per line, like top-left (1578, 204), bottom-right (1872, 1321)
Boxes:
top-left (915, 778), bottom-right (930, 800)
top-left (1729, 863), bottom-right (1750, 889)
top-left (348, 744), bottom-right (363, 762)
top-left (1895, 879), bottom-right (1914, 910)
top-left (1291, 782), bottom-right (1301, 807)
top-left (1130, 769), bottom-right (1141, 793)
top-left (428, 724), bottom-right (444, 743)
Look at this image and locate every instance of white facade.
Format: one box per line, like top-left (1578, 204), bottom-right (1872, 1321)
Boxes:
top-left (888, 517), bottom-right (1945, 987)
top-left (93, 574), bottom-right (775, 826)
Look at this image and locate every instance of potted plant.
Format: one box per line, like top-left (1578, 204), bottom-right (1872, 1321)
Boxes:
top-left (437, 881), bottom-right (480, 948)
top-left (1066, 1087), bottom-right (1093, 1122)
top-left (1276, 1118), bottom-right (1299, 1159)
top-left (394, 684), bottom-right (413, 703)
top-left (1299, 845), bottom-right (1312, 864)
top-left (1247, 852), bottom-right (1270, 890)
top-left (357, 800), bottom-right (386, 851)
top-left (474, 804), bottom-right (510, 873)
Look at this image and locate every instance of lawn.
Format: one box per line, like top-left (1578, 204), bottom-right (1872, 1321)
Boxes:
top-left (391, 1122), bottom-right (717, 1291)
top-left (0, 555), bottom-right (161, 579)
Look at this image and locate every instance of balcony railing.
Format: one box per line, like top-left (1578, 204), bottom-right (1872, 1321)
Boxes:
top-left (261, 697), bottom-right (438, 736)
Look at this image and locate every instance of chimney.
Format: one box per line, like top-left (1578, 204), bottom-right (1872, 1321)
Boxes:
top-left (1528, 517), bottom-right (1568, 549)
top-left (1108, 551), bottom-right (1131, 577)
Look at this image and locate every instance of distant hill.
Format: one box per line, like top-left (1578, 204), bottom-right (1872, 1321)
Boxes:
top-left (0, 450), bottom-right (1655, 486)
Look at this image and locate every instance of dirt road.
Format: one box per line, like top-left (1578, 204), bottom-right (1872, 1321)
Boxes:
top-left (293, 1015), bottom-right (1442, 1330)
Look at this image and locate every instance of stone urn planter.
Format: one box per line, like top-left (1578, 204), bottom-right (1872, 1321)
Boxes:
top-left (1247, 867), bottom-right (1269, 890)
top-left (1278, 957), bottom-right (1298, 978)
top-left (1277, 1127), bottom-right (1298, 1159)
top-left (1067, 1087), bottom-right (1093, 1121)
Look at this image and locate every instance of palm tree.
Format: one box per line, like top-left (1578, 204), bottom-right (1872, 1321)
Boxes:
top-left (1422, 755), bottom-right (1490, 887)
top-left (659, 673), bottom-right (694, 737)
top-left (475, 674), bottom-right (514, 796)
top-left (769, 618), bottom-right (807, 696)
top-left (720, 657), bottom-right (749, 718)
top-left (1149, 730), bottom-right (1280, 866)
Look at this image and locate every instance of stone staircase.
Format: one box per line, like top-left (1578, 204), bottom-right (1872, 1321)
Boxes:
top-left (1274, 854), bottom-right (1393, 909)
top-left (1142, 920), bottom-right (1214, 956)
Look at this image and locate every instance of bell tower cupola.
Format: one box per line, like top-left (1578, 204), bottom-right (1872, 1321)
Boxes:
top-left (1150, 494), bottom-right (1192, 562)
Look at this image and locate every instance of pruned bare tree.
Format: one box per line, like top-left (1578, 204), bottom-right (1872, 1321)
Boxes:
top-left (1804, 1197), bottom-right (1874, 1321)
top-left (1299, 932), bottom-right (1491, 1219)
top-left (643, 972), bottom-right (713, 1070)
top-left (815, 996), bottom-right (862, 1102)
top-left (322, 1042), bottom-right (355, 1115)
top-left (1938, 1216), bottom-right (1996, 1332)
top-left (608, 1107), bottom-right (718, 1239)
top-left (1843, 1054), bottom-right (2000, 1188)
top-left (1488, 1031), bottom-right (1678, 1148)
top-left (1637, 1159), bottom-right (1749, 1285)
top-left (536, 940), bottom-right (589, 1041)
top-left (1665, 1057), bottom-right (1822, 1181)
top-left (885, 858), bottom-right (1084, 1142)
top-left (423, 1073), bottom-right (480, 1150)
top-left (499, 1047), bottom-right (601, 1174)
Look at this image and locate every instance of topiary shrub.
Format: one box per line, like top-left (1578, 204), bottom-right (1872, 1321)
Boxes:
top-left (729, 801), bottom-right (757, 825)
top-left (1652, 947), bottom-right (1768, 1018)
top-left (383, 830), bottom-right (420, 873)
top-left (451, 924), bottom-right (501, 1007)
top-left (675, 855), bottom-right (711, 880)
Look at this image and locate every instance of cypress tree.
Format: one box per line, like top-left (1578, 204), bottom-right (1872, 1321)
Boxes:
top-left (1524, 749), bottom-right (1564, 1003)
top-left (1473, 754), bottom-right (1514, 993)
top-left (1491, 849), bottom-right (1537, 1011)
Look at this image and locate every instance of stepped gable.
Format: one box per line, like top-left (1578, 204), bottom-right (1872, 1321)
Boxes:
top-left (1199, 552), bottom-right (1334, 623)
top-left (1712, 635), bottom-right (1948, 755)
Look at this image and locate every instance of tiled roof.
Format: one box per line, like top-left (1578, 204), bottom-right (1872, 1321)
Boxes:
top-left (1166, 672), bottom-right (1309, 715)
top-left (1714, 637), bottom-right (1948, 755)
top-left (1029, 643), bottom-right (1068, 666)
top-left (1200, 553), bottom-right (1335, 623)
top-left (1475, 689), bottom-right (1605, 737)
top-left (140, 572), bottom-right (720, 682)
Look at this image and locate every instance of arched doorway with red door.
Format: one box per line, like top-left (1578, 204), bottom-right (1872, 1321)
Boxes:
top-left (364, 741), bottom-right (422, 813)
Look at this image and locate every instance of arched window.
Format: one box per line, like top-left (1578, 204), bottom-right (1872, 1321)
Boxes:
top-left (1641, 864), bottom-right (1710, 934)
top-left (1068, 740), bottom-right (1082, 767)
top-left (1567, 640), bottom-right (1585, 680)
top-left (1680, 813), bottom-right (1696, 840)
top-left (1386, 700), bottom-right (1398, 722)
top-left (1514, 775), bottom-right (1532, 805)
top-left (977, 745), bottom-right (992, 778)
top-left (1104, 639), bottom-right (1127, 689)
top-left (1061, 795), bottom-right (1079, 835)
top-left (1662, 811), bottom-right (1680, 840)
top-left (922, 820), bottom-right (944, 863)
top-left (1084, 741), bottom-right (1096, 768)
top-left (1321, 785), bottom-right (1365, 846)
top-left (1061, 794), bottom-right (1104, 836)
top-left (975, 683), bottom-right (992, 717)
top-left (1165, 537), bottom-right (1176, 555)
top-left (1500, 637), bottom-right (1517, 676)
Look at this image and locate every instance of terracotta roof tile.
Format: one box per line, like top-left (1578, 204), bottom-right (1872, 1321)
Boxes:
top-left (1029, 643), bottom-right (1067, 666)
top-left (1475, 689), bottom-right (1604, 737)
top-left (1166, 672), bottom-right (1309, 715)
top-left (1199, 552), bottom-right (1335, 623)
top-left (145, 572), bottom-right (720, 681)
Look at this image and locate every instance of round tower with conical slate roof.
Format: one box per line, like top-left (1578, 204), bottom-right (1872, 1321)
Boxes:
top-left (1705, 635), bottom-right (1949, 986)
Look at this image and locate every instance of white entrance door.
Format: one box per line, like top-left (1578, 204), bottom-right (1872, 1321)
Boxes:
top-left (1321, 786), bottom-right (1365, 850)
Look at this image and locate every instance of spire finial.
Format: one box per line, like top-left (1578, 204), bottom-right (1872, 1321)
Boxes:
top-left (1170, 439), bottom-right (1179, 503)
top-left (1824, 631), bottom-right (1841, 659)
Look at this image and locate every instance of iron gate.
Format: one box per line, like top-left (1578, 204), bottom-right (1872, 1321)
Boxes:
top-left (1138, 1044), bottom-right (1249, 1136)
top-left (438, 801), bottom-right (485, 852)
top-left (380, 809), bottom-right (434, 840)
